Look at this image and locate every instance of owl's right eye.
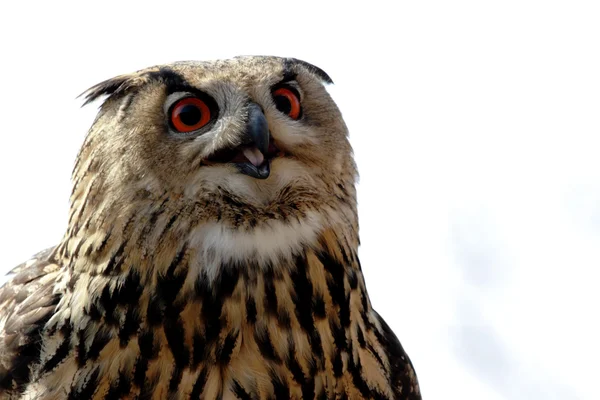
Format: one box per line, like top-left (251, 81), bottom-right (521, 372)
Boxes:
top-left (169, 97), bottom-right (211, 133)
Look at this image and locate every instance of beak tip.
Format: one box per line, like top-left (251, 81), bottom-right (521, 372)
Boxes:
top-left (236, 160), bottom-right (271, 179)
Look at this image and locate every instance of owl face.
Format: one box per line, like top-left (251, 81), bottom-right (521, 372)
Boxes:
top-left (75, 57), bottom-right (356, 239)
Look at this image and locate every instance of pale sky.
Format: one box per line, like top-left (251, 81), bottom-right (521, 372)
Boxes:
top-left (1, 1), bottom-right (599, 399)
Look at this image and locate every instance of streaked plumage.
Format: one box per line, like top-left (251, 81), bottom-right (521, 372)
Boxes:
top-left (0, 56), bottom-right (420, 399)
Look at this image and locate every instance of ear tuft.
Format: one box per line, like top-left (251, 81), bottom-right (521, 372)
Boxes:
top-left (79, 73), bottom-right (145, 107)
top-left (286, 58), bottom-right (334, 85)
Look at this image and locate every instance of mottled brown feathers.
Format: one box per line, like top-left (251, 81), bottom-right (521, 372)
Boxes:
top-left (0, 248), bottom-right (60, 393)
top-left (0, 56), bottom-right (420, 399)
top-left (80, 57), bottom-right (332, 107)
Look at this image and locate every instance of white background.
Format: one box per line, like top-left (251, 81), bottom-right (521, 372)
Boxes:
top-left (1, 1), bottom-right (599, 399)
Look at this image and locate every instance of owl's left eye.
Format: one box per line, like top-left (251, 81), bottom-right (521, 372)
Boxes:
top-left (170, 97), bottom-right (211, 133)
top-left (272, 86), bottom-right (302, 120)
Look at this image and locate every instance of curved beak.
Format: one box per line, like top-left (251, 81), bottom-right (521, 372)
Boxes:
top-left (243, 102), bottom-right (269, 155)
top-left (236, 102), bottom-right (271, 179)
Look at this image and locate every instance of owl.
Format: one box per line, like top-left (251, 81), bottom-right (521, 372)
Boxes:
top-left (0, 56), bottom-right (420, 399)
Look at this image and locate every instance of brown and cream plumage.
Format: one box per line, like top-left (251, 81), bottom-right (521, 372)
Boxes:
top-left (0, 56), bottom-right (420, 399)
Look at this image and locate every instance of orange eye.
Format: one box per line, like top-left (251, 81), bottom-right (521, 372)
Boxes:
top-left (272, 87), bottom-right (302, 120)
top-left (170, 97), bottom-right (211, 133)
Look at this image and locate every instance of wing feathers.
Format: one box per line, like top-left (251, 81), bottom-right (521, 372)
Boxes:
top-left (0, 247), bottom-right (62, 394)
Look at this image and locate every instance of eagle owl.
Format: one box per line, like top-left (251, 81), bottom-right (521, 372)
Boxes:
top-left (0, 56), bottom-right (420, 399)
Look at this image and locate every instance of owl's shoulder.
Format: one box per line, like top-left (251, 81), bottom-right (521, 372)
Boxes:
top-left (0, 247), bottom-right (62, 395)
top-left (372, 310), bottom-right (422, 399)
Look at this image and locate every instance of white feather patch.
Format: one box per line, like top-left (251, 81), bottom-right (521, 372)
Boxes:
top-left (188, 210), bottom-right (324, 280)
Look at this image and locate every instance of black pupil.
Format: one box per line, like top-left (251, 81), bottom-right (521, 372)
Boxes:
top-left (274, 95), bottom-right (292, 115)
top-left (178, 104), bottom-right (202, 126)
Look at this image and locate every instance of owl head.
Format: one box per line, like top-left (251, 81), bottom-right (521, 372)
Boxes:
top-left (70, 56), bottom-right (358, 266)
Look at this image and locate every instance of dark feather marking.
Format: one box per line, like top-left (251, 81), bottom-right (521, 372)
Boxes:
top-left (66, 182), bottom-right (88, 227)
top-left (159, 214), bottom-right (179, 238)
top-left (277, 309), bottom-right (292, 329)
top-left (72, 237), bottom-right (86, 259)
top-left (270, 370), bottom-right (290, 399)
top-left (121, 213), bottom-right (138, 240)
top-left (119, 306), bottom-right (140, 347)
top-left (333, 351), bottom-right (343, 377)
top-left (356, 324), bottom-right (366, 348)
top-left (157, 244), bottom-right (189, 365)
top-left (133, 356), bottom-right (148, 388)
top-left (347, 354), bottom-right (390, 399)
top-left (290, 255), bottom-right (324, 365)
top-left (70, 177), bottom-right (98, 232)
top-left (104, 369), bottom-right (132, 400)
top-left (254, 327), bottom-right (281, 363)
top-left (98, 285), bottom-right (119, 325)
top-left (87, 328), bottom-right (112, 361)
top-left (104, 241), bottom-right (127, 275)
top-left (67, 271), bottom-right (79, 291)
top-left (146, 294), bottom-right (163, 326)
top-left (347, 356), bottom-right (371, 397)
top-left (318, 251), bottom-right (351, 328)
top-left (217, 331), bottom-right (239, 365)
top-left (68, 367), bottom-right (100, 400)
top-left (232, 379), bottom-right (252, 400)
top-left (330, 319), bottom-right (348, 352)
top-left (76, 329), bottom-right (87, 367)
top-left (195, 265), bottom-right (240, 344)
top-left (263, 269), bottom-right (278, 316)
top-left (195, 273), bottom-right (221, 344)
top-left (42, 324), bottom-right (73, 373)
top-left (138, 330), bottom-right (159, 360)
top-left (219, 191), bottom-right (247, 209)
top-left (137, 198), bottom-right (168, 245)
top-left (138, 373), bottom-right (160, 400)
top-left (347, 269), bottom-right (358, 290)
top-left (168, 365), bottom-right (184, 394)
top-left (95, 227), bottom-right (113, 255)
top-left (157, 244), bottom-right (188, 305)
top-left (164, 314), bottom-right (189, 368)
top-left (192, 331), bottom-right (206, 368)
top-left (285, 344), bottom-right (315, 399)
top-left (360, 291), bottom-right (373, 331)
top-left (116, 271), bottom-right (144, 305)
top-left (302, 379), bottom-right (316, 400)
top-left (313, 293), bottom-right (326, 319)
top-left (190, 368), bottom-right (208, 400)
top-left (337, 240), bottom-right (352, 266)
top-left (367, 342), bottom-right (386, 371)
top-left (246, 297), bottom-right (257, 324)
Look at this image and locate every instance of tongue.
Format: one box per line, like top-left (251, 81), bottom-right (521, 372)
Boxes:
top-left (242, 147), bottom-right (265, 167)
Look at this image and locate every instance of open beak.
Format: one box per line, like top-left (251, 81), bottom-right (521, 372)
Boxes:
top-left (204, 102), bottom-right (280, 180)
